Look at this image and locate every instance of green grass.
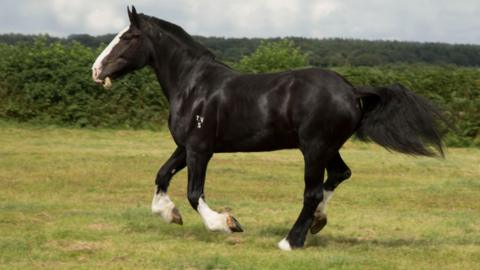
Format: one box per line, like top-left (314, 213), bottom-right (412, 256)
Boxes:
top-left (1, 122), bottom-right (479, 270)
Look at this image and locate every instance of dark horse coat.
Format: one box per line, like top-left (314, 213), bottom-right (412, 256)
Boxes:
top-left (92, 6), bottom-right (445, 250)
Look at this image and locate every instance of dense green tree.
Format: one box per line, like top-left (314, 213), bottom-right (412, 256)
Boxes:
top-left (2, 33), bottom-right (480, 67)
top-left (235, 40), bottom-right (309, 73)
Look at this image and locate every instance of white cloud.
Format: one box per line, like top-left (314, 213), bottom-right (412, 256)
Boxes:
top-left (50, 0), bottom-right (85, 25)
top-left (0, 0), bottom-right (479, 44)
top-left (45, 0), bottom-right (128, 34)
top-left (311, 1), bottom-right (340, 19)
top-left (85, 8), bottom-right (126, 33)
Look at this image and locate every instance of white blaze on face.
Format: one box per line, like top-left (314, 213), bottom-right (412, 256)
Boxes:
top-left (91, 26), bottom-right (129, 83)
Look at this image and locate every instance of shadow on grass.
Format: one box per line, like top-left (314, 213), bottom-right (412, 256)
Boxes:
top-left (258, 225), bottom-right (290, 237)
top-left (118, 208), bottom-right (480, 249)
top-left (120, 207), bottom-right (241, 243)
top-left (305, 235), bottom-right (439, 247)
top-left (258, 223), bottom-right (480, 248)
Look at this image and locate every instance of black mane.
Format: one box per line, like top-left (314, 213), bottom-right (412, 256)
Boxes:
top-left (139, 14), bottom-right (213, 58)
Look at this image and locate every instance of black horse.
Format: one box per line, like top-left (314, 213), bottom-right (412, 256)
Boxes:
top-left (92, 6), bottom-right (444, 250)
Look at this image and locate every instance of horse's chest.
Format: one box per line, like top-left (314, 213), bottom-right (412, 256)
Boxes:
top-left (168, 110), bottom-right (218, 148)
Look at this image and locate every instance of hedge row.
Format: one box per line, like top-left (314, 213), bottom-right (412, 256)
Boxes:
top-left (0, 38), bottom-right (168, 130)
top-left (0, 38), bottom-right (478, 146)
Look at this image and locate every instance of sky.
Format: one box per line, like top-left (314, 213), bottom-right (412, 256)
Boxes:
top-left (1, 0), bottom-right (479, 44)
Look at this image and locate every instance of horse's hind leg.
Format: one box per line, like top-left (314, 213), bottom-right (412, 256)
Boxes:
top-left (310, 152), bottom-right (351, 234)
top-left (151, 146), bottom-right (187, 225)
top-left (278, 142), bottom-right (337, 250)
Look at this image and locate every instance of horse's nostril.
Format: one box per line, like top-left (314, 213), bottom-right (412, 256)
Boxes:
top-left (92, 68), bottom-right (102, 81)
top-left (92, 69), bottom-right (105, 85)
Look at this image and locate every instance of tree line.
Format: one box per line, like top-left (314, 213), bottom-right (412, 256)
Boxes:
top-left (0, 36), bottom-right (478, 147)
top-left (1, 33), bottom-right (480, 67)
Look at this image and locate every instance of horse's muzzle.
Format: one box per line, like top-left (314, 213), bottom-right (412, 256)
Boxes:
top-left (92, 68), bottom-right (112, 89)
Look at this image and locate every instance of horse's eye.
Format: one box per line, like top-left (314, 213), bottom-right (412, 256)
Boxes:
top-left (121, 34), bottom-right (133, 40)
top-left (121, 32), bottom-right (140, 40)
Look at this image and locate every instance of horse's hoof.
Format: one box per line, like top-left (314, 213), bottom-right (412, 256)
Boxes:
top-left (278, 238), bottom-right (292, 251)
top-left (226, 215), bottom-right (243, 232)
top-left (310, 216), bottom-right (327, 234)
top-left (171, 207), bottom-right (183, 225)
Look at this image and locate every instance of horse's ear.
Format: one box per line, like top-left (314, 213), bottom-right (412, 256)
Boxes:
top-left (128, 5), bottom-right (140, 27)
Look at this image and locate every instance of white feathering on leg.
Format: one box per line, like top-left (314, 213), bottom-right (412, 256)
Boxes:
top-left (197, 198), bottom-right (231, 233)
top-left (151, 190), bottom-right (176, 223)
top-left (315, 190), bottom-right (334, 217)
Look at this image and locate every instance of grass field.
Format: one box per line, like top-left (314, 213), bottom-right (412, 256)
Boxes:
top-left (0, 122), bottom-right (479, 270)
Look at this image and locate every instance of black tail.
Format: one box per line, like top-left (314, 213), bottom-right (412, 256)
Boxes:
top-left (355, 84), bottom-right (445, 157)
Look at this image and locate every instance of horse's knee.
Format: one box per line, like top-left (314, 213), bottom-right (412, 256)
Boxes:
top-left (304, 188), bottom-right (324, 206)
top-left (342, 168), bottom-right (352, 181)
top-left (332, 163), bottom-right (351, 181)
top-left (327, 153), bottom-right (351, 182)
top-left (187, 191), bottom-right (203, 210)
top-left (324, 168), bottom-right (352, 191)
top-left (155, 169), bottom-right (166, 183)
top-left (155, 167), bottom-right (175, 190)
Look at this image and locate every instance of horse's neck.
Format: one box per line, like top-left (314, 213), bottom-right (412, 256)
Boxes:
top-left (150, 47), bottom-right (233, 103)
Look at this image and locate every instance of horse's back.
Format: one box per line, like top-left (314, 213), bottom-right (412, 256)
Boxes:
top-left (213, 68), bottom-right (360, 152)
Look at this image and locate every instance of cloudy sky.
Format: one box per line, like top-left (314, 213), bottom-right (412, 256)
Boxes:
top-left (1, 0), bottom-right (479, 44)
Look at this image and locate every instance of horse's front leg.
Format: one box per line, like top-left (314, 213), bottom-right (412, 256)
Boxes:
top-left (151, 146), bottom-right (187, 224)
top-left (186, 150), bottom-right (243, 233)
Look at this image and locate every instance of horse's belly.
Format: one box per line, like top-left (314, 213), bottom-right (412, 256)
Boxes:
top-left (214, 129), bottom-right (299, 153)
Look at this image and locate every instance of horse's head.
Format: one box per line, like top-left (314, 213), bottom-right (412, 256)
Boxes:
top-left (92, 6), bottom-right (152, 88)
